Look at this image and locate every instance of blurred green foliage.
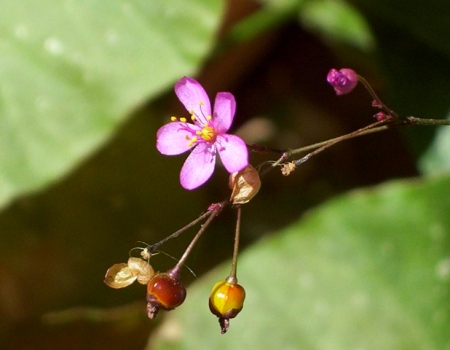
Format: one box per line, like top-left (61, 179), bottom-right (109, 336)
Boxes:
top-left (0, 0), bottom-right (222, 209)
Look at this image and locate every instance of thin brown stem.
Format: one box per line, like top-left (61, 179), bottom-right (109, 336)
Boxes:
top-left (406, 116), bottom-right (450, 126)
top-left (172, 201), bottom-right (227, 274)
top-left (289, 124), bottom-right (391, 156)
top-left (247, 144), bottom-right (286, 155)
top-left (228, 206), bottom-right (242, 284)
top-left (294, 119), bottom-right (389, 167)
top-left (258, 114), bottom-right (450, 177)
top-left (149, 202), bottom-right (228, 253)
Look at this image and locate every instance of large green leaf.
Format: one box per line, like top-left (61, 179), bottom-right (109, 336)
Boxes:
top-left (0, 0), bottom-right (222, 209)
top-left (150, 175), bottom-right (450, 349)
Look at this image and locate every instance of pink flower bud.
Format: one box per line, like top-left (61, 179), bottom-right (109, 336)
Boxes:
top-left (327, 68), bottom-right (358, 95)
top-left (374, 112), bottom-right (391, 121)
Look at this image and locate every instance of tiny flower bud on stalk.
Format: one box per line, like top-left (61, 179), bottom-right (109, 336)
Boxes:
top-left (374, 112), bottom-right (390, 121)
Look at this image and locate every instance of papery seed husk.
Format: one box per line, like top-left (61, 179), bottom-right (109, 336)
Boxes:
top-left (104, 263), bottom-right (137, 289)
top-left (229, 164), bottom-right (261, 204)
top-left (127, 257), bottom-right (155, 285)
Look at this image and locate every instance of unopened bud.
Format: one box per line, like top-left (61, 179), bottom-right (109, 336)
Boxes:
top-left (327, 68), bottom-right (358, 95)
top-left (229, 165), bottom-right (261, 204)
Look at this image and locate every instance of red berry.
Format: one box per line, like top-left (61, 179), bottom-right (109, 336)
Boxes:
top-left (146, 272), bottom-right (186, 319)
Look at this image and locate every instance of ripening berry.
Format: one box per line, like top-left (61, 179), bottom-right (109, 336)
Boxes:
top-left (146, 272), bottom-right (186, 319)
top-left (209, 279), bottom-right (245, 333)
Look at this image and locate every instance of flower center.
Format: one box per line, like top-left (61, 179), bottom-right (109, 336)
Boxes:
top-left (172, 115), bottom-right (217, 148)
top-left (186, 124), bottom-right (217, 147)
top-left (197, 125), bottom-right (215, 141)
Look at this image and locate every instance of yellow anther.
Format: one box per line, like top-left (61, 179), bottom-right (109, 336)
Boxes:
top-left (171, 116), bottom-right (177, 121)
top-left (187, 136), bottom-right (198, 147)
top-left (199, 101), bottom-right (204, 106)
top-left (180, 117), bottom-right (187, 123)
top-left (207, 116), bottom-right (212, 120)
top-left (191, 115), bottom-right (197, 121)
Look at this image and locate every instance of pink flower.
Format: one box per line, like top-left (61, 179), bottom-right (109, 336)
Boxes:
top-left (157, 77), bottom-right (248, 190)
top-left (327, 68), bottom-right (358, 95)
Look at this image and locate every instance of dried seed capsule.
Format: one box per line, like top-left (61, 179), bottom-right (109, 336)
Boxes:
top-left (127, 257), bottom-right (155, 285)
top-left (229, 164), bottom-right (261, 204)
top-left (104, 257), bottom-right (154, 289)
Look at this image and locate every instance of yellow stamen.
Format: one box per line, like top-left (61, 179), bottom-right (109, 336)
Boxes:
top-left (171, 116), bottom-right (177, 121)
top-left (180, 117), bottom-right (187, 123)
top-left (187, 136), bottom-right (198, 147)
top-left (191, 115), bottom-right (196, 121)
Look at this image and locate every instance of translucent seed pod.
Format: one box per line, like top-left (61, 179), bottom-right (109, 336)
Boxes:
top-left (104, 257), bottom-right (154, 289)
top-left (229, 164), bottom-right (261, 204)
top-left (104, 263), bottom-right (137, 289)
top-left (127, 257), bottom-right (155, 285)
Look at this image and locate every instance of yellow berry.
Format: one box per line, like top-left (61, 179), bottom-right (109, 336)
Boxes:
top-left (209, 279), bottom-right (245, 332)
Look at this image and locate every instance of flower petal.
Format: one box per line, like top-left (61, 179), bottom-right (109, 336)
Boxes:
top-left (180, 143), bottom-right (216, 190)
top-left (212, 92), bottom-right (236, 132)
top-left (156, 122), bottom-right (198, 155)
top-left (216, 134), bottom-right (248, 173)
top-left (175, 77), bottom-right (211, 125)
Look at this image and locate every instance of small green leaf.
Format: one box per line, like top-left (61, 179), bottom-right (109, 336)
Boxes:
top-left (150, 175), bottom-right (450, 349)
top-left (0, 0), bottom-right (222, 209)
